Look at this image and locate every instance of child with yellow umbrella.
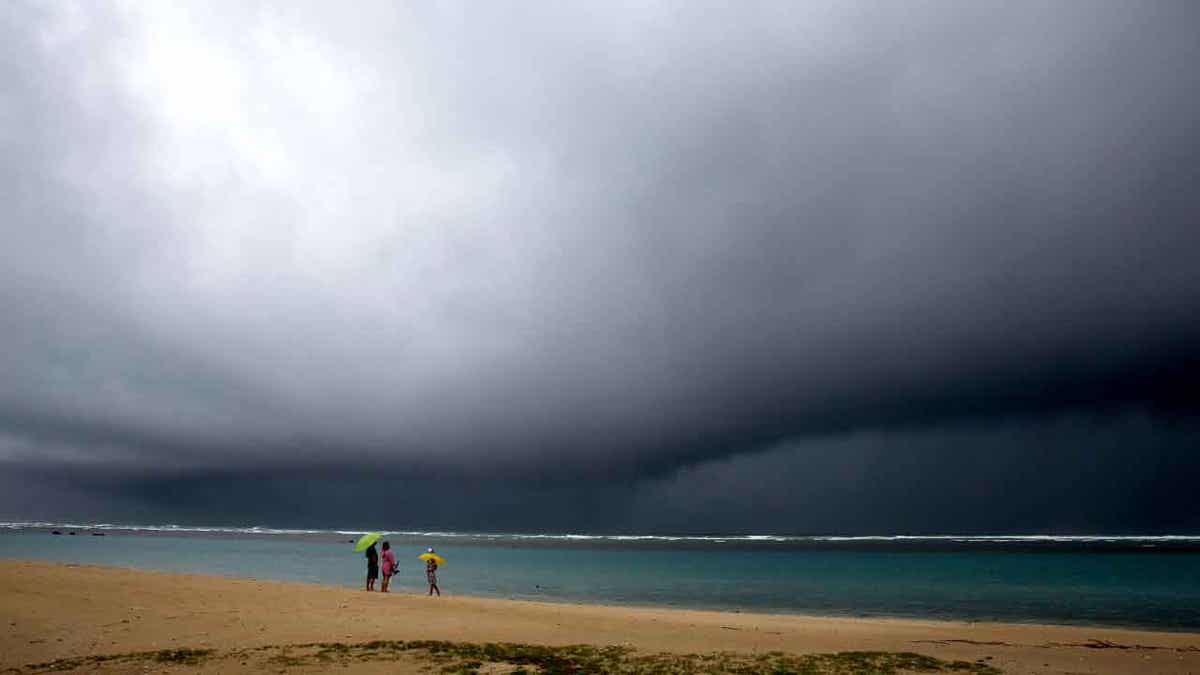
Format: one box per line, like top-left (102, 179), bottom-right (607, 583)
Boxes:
top-left (419, 548), bottom-right (444, 596)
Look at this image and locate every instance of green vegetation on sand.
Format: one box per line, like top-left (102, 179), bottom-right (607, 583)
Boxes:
top-left (21, 639), bottom-right (1002, 674)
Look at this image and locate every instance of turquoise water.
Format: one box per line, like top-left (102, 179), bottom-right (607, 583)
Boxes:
top-left (2, 525), bottom-right (1199, 630)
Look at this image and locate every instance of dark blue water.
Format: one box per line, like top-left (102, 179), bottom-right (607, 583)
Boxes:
top-left (3, 524), bottom-right (1198, 630)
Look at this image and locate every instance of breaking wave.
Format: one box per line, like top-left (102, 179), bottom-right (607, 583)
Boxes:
top-left (2, 521), bottom-right (1198, 545)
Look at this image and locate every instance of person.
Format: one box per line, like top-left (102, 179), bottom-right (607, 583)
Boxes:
top-left (380, 541), bottom-right (395, 593)
top-left (425, 547), bottom-right (441, 596)
top-left (365, 542), bottom-right (378, 591)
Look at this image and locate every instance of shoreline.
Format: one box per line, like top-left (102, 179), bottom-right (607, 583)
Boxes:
top-left (2, 542), bottom-right (1200, 634)
top-left (4, 553), bottom-right (1198, 634)
top-left (3, 559), bottom-right (1200, 674)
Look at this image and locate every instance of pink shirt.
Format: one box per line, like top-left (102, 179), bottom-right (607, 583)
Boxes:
top-left (381, 549), bottom-right (395, 575)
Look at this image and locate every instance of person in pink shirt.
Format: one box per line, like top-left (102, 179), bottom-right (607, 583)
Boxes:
top-left (380, 541), bottom-right (395, 592)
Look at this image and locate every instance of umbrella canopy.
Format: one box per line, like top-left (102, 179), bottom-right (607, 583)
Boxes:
top-left (354, 532), bottom-right (382, 552)
top-left (419, 552), bottom-right (446, 565)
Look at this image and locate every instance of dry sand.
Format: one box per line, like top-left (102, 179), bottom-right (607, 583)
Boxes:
top-left (2, 559), bottom-right (1197, 674)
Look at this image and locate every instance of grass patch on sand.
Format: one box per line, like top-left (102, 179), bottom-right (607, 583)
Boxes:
top-left (25, 648), bottom-right (213, 672)
top-left (23, 640), bottom-right (1000, 674)
top-left (319, 640), bottom-right (1002, 674)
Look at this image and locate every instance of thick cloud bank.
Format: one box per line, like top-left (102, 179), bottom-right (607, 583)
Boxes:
top-left (2, 1), bottom-right (1198, 529)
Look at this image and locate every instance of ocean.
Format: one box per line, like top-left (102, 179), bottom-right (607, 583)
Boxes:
top-left (3, 522), bottom-right (1199, 631)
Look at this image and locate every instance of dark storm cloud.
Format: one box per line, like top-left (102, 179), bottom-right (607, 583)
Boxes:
top-left (1, 1), bottom-right (1199, 527)
top-left (10, 412), bottom-right (1198, 533)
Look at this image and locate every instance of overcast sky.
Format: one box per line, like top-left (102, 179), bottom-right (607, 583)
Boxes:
top-left (2, 1), bottom-right (1198, 532)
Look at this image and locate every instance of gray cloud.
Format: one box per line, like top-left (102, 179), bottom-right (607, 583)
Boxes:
top-left (1, 1), bottom-right (1198, 528)
top-left (8, 412), bottom-right (1197, 533)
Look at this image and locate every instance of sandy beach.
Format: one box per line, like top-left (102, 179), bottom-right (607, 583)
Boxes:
top-left (2, 560), bottom-right (1198, 674)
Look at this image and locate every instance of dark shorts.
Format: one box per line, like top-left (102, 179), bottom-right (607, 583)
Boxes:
top-left (367, 564), bottom-right (378, 580)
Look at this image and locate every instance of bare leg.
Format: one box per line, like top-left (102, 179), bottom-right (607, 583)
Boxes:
top-left (381, 575), bottom-right (390, 592)
top-left (431, 582), bottom-right (440, 597)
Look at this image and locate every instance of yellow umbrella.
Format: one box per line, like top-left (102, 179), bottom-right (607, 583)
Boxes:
top-left (419, 551), bottom-right (446, 565)
top-left (354, 532), bottom-right (382, 552)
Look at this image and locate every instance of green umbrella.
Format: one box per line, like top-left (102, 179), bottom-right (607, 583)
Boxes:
top-left (354, 532), bottom-right (382, 552)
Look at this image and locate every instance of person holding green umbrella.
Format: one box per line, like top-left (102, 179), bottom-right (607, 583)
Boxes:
top-left (354, 533), bottom-right (382, 591)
